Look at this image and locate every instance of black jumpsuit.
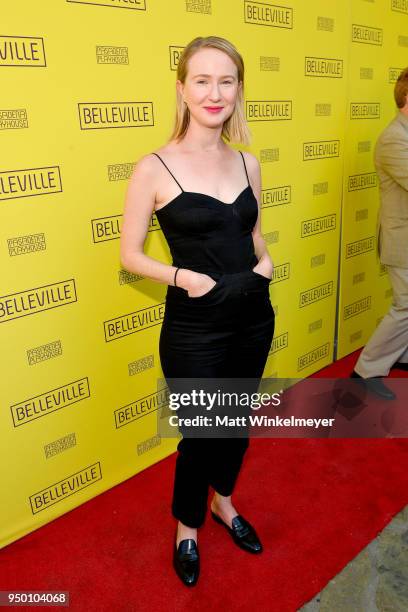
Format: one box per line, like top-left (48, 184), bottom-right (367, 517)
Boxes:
top-left (154, 151), bottom-right (275, 528)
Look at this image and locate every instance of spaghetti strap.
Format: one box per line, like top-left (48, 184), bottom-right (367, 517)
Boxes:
top-left (239, 151), bottom-right (250, 187)
top-left (151, 152), bottom-right (184, 192)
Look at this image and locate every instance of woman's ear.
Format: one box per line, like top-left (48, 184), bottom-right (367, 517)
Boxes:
top-left (176, 80), bottom-right (184, 98)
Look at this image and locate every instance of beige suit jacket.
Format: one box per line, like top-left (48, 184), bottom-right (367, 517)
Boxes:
top-left (375, 111), bottom-right (408, 268)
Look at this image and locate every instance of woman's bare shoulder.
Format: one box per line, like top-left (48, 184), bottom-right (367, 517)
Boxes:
top-left (127, 143), bottom-right (181, 196)
top-left (132, 144), bottom-right (174, 176)
top-left (240, 150), bottom-right (259, 166)
top-left (240, 150), bottom-right (261, 184)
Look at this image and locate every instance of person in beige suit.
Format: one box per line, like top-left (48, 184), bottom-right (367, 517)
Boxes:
top-left (352, 68), bottom-right (408, 399)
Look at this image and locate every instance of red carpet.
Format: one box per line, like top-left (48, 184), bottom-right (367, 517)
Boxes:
top-left (2, 349), bottom-right (408, 612)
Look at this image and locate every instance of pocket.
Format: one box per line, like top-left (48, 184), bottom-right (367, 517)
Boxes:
top-left (251, 269), bottom-right (271, 282)
top-left (188, 275), bottom-right (223, 300)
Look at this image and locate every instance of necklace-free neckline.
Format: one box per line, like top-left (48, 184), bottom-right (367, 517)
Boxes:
top-left (155, 184), bottom-right (253, 215)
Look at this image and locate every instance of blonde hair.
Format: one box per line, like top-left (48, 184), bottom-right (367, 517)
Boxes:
top-left (395, 67), bottom-right (408, 108)
top-left (168, 36), bottom-right (251, 146)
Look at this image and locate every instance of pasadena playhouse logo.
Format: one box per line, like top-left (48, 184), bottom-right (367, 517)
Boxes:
top-left (246, 100), bottom-right (292, 121)
top-left (10, 377), bottom-right (90, 428)
top-left (104, 303), bottom-right (165, 342)
top-left (185, 0), bottom-right (211, 15)
top-left (0, 166), bottom-right (62, 201)
top-left (0, 35), bottom-right (46, 67)
top-left (8, 232), bottom-right (46, 257)
top-left (304, 57), bottom-right (343, 78)
top-left (389, 67), bottom-right (404, 83)
top-left (29, 462), bottom-right (102, 514)
top-left (392, 0), bottom-right (408, 14)
top-left (78, 102), bottom-right (154, 129)
top-left (108, 162), bottom-right (135, 181)
top-left (0, 109), bottom-right (28, 130)
top-left (0, 279), bottom-right (77, 324)
top-left (303, 140), bottom-right (340, 161)
top-left (311, 253), bottom-right (326, 268)
top-left (244, 1), bottom-right (293, 28)
top-left (27, 339), bottom-right (62, 366)
top-left (261, 185), bottom-right (291, 208)
top-left (137, 433), bottom-right (161, 456)
top-left (67, 0), bottom-right (146, 9)
top-left (44, 431), bottom-right (76, 459)
top-left (96, 46), bottom-right (128, 65)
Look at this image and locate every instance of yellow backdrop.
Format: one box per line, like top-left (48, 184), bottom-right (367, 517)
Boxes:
top-left (0, 0), bottom-right (404, 548)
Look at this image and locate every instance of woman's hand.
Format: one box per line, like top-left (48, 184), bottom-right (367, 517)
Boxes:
top-left (175, 270), bottom-right (217, 297)
top-left (252, 254), bottom-right (274, 280)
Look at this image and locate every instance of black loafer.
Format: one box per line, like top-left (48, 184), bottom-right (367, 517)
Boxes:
top-left (211, 511), bottom-right (263, 554)
top-left (173, 537), bottom-right (200, 586)
top-left (350, 370), bottom-right (396, 400)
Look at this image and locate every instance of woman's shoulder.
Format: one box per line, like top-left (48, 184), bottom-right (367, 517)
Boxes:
top-left (240, 150), bottom-right (260, 178)
top-left (240, 149), bottom-right (258, 165)
top-left (134, 144), bottom-right (174, 174)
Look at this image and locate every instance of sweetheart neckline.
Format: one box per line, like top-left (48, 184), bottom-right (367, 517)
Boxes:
top-left (155, 184), bottom-right (253, 215)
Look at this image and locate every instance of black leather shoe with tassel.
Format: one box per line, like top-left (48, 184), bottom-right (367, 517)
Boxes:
top-left (211, 511), bottom-right (263, 553)
top-left (173, 536), bottom-right (200, 586)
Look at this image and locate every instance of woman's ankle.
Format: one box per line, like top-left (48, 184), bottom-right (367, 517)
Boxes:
top-left (211, 493), bottom-right (232, 510)
top-left (176, 521), bottom-right (197, 546)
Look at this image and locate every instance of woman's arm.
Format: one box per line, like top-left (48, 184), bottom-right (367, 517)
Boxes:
top-left (120, 155), bottom-right (201, 292)
top-left (244, 152), bottom-right (274, 278)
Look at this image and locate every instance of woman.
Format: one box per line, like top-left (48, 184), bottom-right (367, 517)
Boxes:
top-left (120, 36), bottom-right (275, 586)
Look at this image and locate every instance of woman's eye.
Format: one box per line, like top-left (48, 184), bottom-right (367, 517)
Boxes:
top-left (196, 80), bottom-right (232, 85)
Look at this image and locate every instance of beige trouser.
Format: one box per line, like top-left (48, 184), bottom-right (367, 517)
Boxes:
top-left (354, 265), bottom-right (408, 378)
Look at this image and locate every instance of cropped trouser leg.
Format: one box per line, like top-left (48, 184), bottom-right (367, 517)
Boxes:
top-left (354, 265), bottom-right (408, 377)
top-left (159, 270), bottom-right (275, 528)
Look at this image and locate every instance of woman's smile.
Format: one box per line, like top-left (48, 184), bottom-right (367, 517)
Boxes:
top-left (203, 106), bottom-right (224, 113)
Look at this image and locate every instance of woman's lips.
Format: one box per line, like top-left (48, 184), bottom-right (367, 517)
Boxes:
top-left (204, 107), bottom-right (224, 113)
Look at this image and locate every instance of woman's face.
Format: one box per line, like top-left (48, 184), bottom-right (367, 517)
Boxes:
top-left (178, 47), bottom-right (241, 127)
